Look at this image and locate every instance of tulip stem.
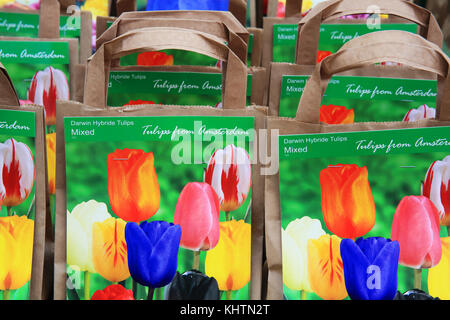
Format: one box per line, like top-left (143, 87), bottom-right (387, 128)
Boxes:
top-left (225, 211), bottom-right (231, 222)
top-left (300, 290), bottom-right (307, 300)
top-left (84, 271), bottom-right (91, 300)
top-left (226, 290), bottom-right (232, 300)
top-left (447, 226), bottom-right (450, 237)
top-left (6, 206), bottom-right (12, 217)
top-left (3, 290), bottom-right (11, 300)
top-left (414, 269), bottom-right (422, 290)
top-left (147, 287), bottom-right (154, 300)
top-left (192, 250), bottom-right (201, 271)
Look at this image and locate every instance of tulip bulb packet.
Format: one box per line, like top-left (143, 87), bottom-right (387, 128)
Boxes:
top-left (279, 75), bottom-right (437, 123)
top-left (63, 115), bottom-right (255, 300)
top-left (0, 107), bottom-right (46, 300)
top-left (273, 23), bottom-right (417, 63)
top-left (0, 39), bottom-right (71, 131)
top-left (277, 126), bottom-right (450, 300)
top-left (107, 70), bottom-right (253, 107)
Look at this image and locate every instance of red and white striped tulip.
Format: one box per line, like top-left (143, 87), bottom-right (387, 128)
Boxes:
top-left (204, 144), bottom-right (251, 212)
top-left (28, 66), bottom-right (69, 126)
top-left (423, 156), bottom-right (450, 226)
top-left (0, 138), bottom-right (35, 207)
top-left (403, 105), bottom-right (436, 122)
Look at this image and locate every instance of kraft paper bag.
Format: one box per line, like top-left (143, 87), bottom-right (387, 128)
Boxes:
top-left (54, 27), bottom-right (267, 301)
top-left (0, 63), bottom-right (50, 300)
top-left (264, 30), bottom-right (450, 300)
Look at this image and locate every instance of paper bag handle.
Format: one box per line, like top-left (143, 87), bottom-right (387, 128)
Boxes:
top-left (296, 31), bottom-right (450, 123)
top-left (296, 0), bottom-right (443, 65)
top-left (38, 0), bottom-right (61, 39)
top-left (84, 27), bottom-right (247, 109)
top-left (0, 63), bottom-right (20, 107)
top-left (97, 19), bottom-right (248, 64)
top-left (285, 0), bottom-right (303, 17)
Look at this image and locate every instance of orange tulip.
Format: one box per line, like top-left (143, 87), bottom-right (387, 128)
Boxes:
top-left (319, 105), bottom-right (355, 125)
top-left (46, 133), bottom-right (56, 195)
top-left (0, 215), bottom-right (34, 291)
top-left (320, 164), bottom-right (376, 239)
top-left (137, 51), bottom-right (174, 66)
top-left (92, 217), bottom-right (130, 282)
top-left (307, 234), bottom-right (347, 300)
top-left (317, 50), bottom-right (332, 63)
top-left (107, 148), bottom-right (160, 222)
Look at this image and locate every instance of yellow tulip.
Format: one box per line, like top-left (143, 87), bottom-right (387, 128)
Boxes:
top-left (46, 133), bottom-right (56, 195)
top-left (307, 234), bottom-right (348, 300)
top-left (205, 220), bottom-right (251, 291)
top-left (0, 215), bottom-right (34, 290)
top-left (428, 237), bottom-right (450, 299)
top-left (66, 200), bottom-right (111, 273)
top-left (92, 217), bottom-right (130, 282)
top-left (282, 217), bottom-right (325, 292)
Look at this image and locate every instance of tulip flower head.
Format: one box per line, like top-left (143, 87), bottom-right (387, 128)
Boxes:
top-left (428, 237), bottom-right (450, 300)
top-left (204, 144), bottom-right (252, 212)
top-left (46, 133), bottom-right (56, 195)
top-left (391, 196), bottom-right (442, 269)
top-left (107, 148), bottom-right (160, 222)
top-left (125, 221), bottom-right (181, 288)
top-left (174, 182), bottom-right (220, 251)
top-left (319, 105), bottom-right (355, 125)
top-left (0, 215), bottom-right (34, 290)
top-left (320, 164), bottom-right (376, 239)
top-left (137, 51), bottom-right (174, 66)
top-left (282, 217), bottom-right (325, 292)
top-left (307, 234), bottom-right (348, 300)
top-left (317, 50), bottom-right (332, 63)
top-left (28, 66), bottom-right (69, 126)
top-left (340, 237), bottom-right (400, 300)
top-left (165, 270), bottom-right (220, 300)
top-left (205, 220), bottom-right (251, 291)
top-left (403, 105), bottom-right (436, 122)
top-left (90, 284), bottom-right (134, 300)
top-left (422, 156), bottom-right (450, 226)
top-left (92, 217), bottom-right (130, 282)
top-left (66, 200), bottom-right (112, 273)
top-left (0, 138), bottom-right (35, 208)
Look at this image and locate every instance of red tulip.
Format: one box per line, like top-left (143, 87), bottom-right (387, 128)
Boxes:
top-left (90, 284), bottom-right (134, 300)
top-left (317, 51), bottom-right (332, 63)
top-left (27, 66), bottom-right (69, 126)
top-left (422, 156), bottom-right (450, 226)
top-left (174, 182), bottom-right (220, 251)
top-left (123, 100), bottom-right (155, 106)
top-left (0, 138), bottom-right (35, 208)
top-left (136, 51), bottom-right (174, 66)
top-left (319, 105), bottom-right (355, 125)
top-left (204, 145), bottom-right (252, 212)
top-left (391, 196), bottom-right (442, 269)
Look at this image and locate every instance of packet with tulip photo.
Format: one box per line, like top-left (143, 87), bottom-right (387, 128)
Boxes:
top-left (54, 26), bottom-right (267, 301)
top-left (0, 64), bottom-right (49, 300)
top-left (264, 31), bottom-right (450, 300)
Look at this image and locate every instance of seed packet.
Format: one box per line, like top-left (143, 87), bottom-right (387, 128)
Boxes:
top-left (0, 88), bottom-right (48, 300)
top-left (274, 126), bottom-right (450, 300)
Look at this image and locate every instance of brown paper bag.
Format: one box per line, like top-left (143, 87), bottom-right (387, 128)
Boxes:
top-left (264, 30), bottom-right (450, 300)
top-left (248, 27), bottom-right (263, 67)
top-left (54, 26), bottom-right (267, 300)
top-left (266, 0), bottom-right (303, 17)
top-left (0, 63), bottom-right (49, 300)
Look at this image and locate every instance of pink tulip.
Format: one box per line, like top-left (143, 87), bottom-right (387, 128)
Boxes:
top-left (391, 196), bottom-right (442, 269)
top-left (204, 145), bottom-right (251, 212)
top-left (423, 156), bottom-right (450, 226)
top-left (0, 138), bottom-right (35, 208)
top-left (174, 182), bottom-right (220, 251)
top-left (28, 66), bottom-right (69, 126)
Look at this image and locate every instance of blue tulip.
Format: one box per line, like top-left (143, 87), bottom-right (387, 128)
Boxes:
top-left (340, 237), bottom-right (400, 300)
top-left (146, 0), bottom-right (229, 11)
top-left (125, 221), bottom-right (182, 288)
